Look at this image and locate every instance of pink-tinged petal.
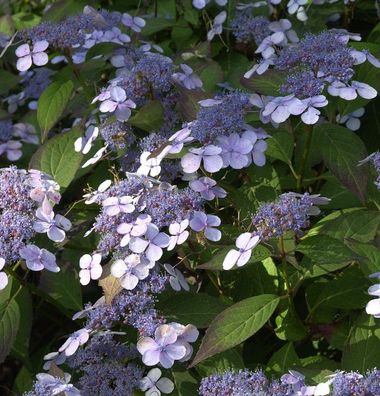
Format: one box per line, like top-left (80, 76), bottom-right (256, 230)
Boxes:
top-left (204, 227), bottom-right (221, 242)
top-left (155, 325), bottom-right (178, 346)
top-left (203, 155), bottom-right (223, 173)
top-left (181, 153), bottom-right (202, 173)
top-left (121, 273), bottom-right (139, 290)
top-left (79, 269), bottom-right (91, 285)
top-left (47, 226), bottom-right (65, 242)
top-left (137, 337), bottom-right (158, 354)
top-left (15, 44), bottom-right (30, 57)
top-left (32, 40), bottom-right (49, 52)
top-left (165, 343), bottom-right (187, 361)
top-left (32, 52), bottom-right (48, 66)
top-left (0, 272), bottom-right (8, 290)
top-left (99, 100), bottom-right (118, 113)
top-left (16, 56), bottom-right (32, 72)
top-left (223, 249), bottom-right (240, 270)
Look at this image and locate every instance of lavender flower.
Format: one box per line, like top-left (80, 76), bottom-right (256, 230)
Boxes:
top-left (33, 207), bottom-right (71, 242)
top-left (15, 40), bottom-right (49, 71)
top-left (58, 328), bottom-right (90, 357)
top-left (181, 145), bottom-right (223, 174)
top-left (172, 64), bottom-right (203, 90)
top-left (137, 324), bottom-right (188, 368)
top-left (190, 211), bottom-right (221, 241)
top-left (167, 220), bottom-right (189, 251)
top-left (79, 253), bottom-right (103, 285)
top-left (122, 13), bottom-right (146, 32)
top-left (164, 263), bottom-right (190, 291)
top-left (366, 272), bottom-right (380, 318)
top-left (336, 107), bottom-right (365, 131)
top-left (98, 86), bottom-right (136, 121)
top-left (25, 373), bottom-right (80, 396)
top-left (19, 244), bottom-right (59, 272)
top-left (216, 133), bottom-right (253, 169)
top-left (139, 368), bottom-right (174, 396)
top-left (223, 233), bottom-right (260, 270)
top-left (117, 214), bottom-right (151, 247)
top-left (189, 177), bottom-right (226, 201)
top-left (207, 11), bottom-right (227, 41)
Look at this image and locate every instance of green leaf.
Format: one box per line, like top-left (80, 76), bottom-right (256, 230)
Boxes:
top-left (297, 235), bottom-right (362, 266)
top-left (266, 129), bottom-right (294, 164)
top-left (37, 80), bottom-right (74, 142)
top-left (142, 18), bottom-right (177, 36)
top-left (267, 342), bottom-right (301, 374)
top-left (195, 349), bottom-right (245, 377)
top-left (307, 209), bottom-right (380, 243)
top-left (129, 101), bottom-right (164, 132)
top-left (29, 128), bottom-right (83, 188)
top-left (315, 123), bottom-right (368, 202)
top-left (171, 367), bottom-right (199, 396)
top-left (39, 265), bottom-right (82, 311)
top-left (85, 42), bottom-right (123, 61)
top-left (0, 278), bottom-right (28, 363)
top-left (342, 314), bottom-right (380, 371)
top-left (190, 294), bottom-right (280, 366)
top-left (240, 70), bottom-right (285, 95)
top-left (345, 240), bottom-right (380, 276)
top-left (157, 292), bottom-right (228, 328)
top-left (275, 306), bottom-right (308, 341)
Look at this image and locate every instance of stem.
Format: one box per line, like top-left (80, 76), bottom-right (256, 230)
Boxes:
top-left (296, 125), bottom-right (313, 191)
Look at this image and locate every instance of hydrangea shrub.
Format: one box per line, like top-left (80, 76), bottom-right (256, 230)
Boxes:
top-left (0, 0), bottom-right (379, 395)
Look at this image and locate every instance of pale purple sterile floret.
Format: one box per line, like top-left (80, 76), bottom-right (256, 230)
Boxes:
top-left (137, 151), bottom-right (162, 177)
top-left (255, 31), bottom-right (285, 59)
top-left (98, 86), bottom-right (136, 121)
top-left (33, 207), bottom-right (72, 242)
top-left (262, 95), bottom-right (306, 124)
top-left (164, 263), bottom-right (190, 291)
top-left (137, 323), bottom-right (195, 368)
top-left (111, 254), bottom-right (154, 290)
top-left (190, 211), bottom-right (221, 241)
top-left (102, 195), bottom-right (135, 216)
top-left (223, 232), bottom-right (260, 270)
top-left (129, 224), bottom-right (170, 262)
top-left (172, 64), bottom-right (203, 90)
top-left (167, 219), bottom-right (189, 251)
top-left (181, 145), bottom-right (223, 174)
top-left (58, 328), bottom-right (90, 357)
top-left (328, 80), bottom-right (377, 100)
top-left (242, 125), bottom-right (269, 167)
top-left (139, 368), bottom-right (175, 396)
top-left (300, 95), bottom-right (328, 125)
top-left (189, 177), bottom-right (226, 201)
top-left (207, 11), bottom-right (227, 41)
top-left (121, 13), bottom-right (146, 32)
top-left (193, 0), bottom-right (227, 8)
top-left (170, 322), bottom-right (199, 361)
top-left (15, 40), bottom-right (49, 71)
top-left (79, 253), bottom-right (102, 285)
top-left (117, 214), bottom-right (151, 247)
top-left (216, 133), bottom-right (253, 169)
top-left (268, 19), bottom-right (299, 43)
top-left (336, 107), bottom-right (365, 131)
top-left (19, 244), bottom-right (59, 272)
top-left (74, 125), bottom-right (99, 154)
top-left (0, 140), bottom-right (23, 161)
top-left (83, 179), bottom-right (112, 205)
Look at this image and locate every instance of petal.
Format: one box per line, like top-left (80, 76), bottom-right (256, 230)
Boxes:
top-left (152, 232), bottom-right (170, 247)
top-left (111, 259), bottom-right (127, 278)
top-left (366, 298), bottom-right (380, 315)
top-left (142, 349), bottom-right (161, 366)
top-left (223, 249), bottom-right (240, 270)
top-left (32, 52), bottom-right (48, 66)
top-left (121, 273), bottom-right (139, 290)
top-left (236, 250), bottom-right (253, 267)
top-left (90, 263), bottom-right (103, 280)
top-left (137, 337), bottom-right (158, 354)
top-left (301, 107), bottom-right (320, 125)
top-left (164, 343), bottom-right (187, 361)
top-left (47, 226), bottom-right (65, 242)
top-left (156, 377), bottom-right (175, 394)
top-left (16, 56), bottom-right (32, 72)
top-left (181, 153), bottom-right (202, 173)
top-left (204, 227), bottom-right (221, 242)
top-left (0, 272), bottom-right (8, 290)
top-left (129, 237), bottom-right (149, 253)
top-left (155, 324), bottom-right (177, 346)
top-left (79, 269), bottom-right (91, 285)
top-left (203, 155), bottom-right (223, 173)
top-left (32, 40), bottom-right (49, 52)
top-left (99, 100), bottom-right (118, 113)
top-left (15, 44), bottom-right (30, 57)
top-left (146, 244), bottom-right (163, 261)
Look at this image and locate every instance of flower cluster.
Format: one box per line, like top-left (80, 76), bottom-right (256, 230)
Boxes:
top-left (223, 193), bottom-right (330, 270)
top-left (0, 167), bottom-right (70, 288)
top-left (199, 368), bottom-right (380, 396)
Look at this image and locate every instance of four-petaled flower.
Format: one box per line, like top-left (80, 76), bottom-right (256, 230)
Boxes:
top-left (207, 11), bottom-right (227, 41)
top-left (139, 368), bottom-right (175, 396)
top-left (117, 214), bottom-right (152, 247)
top-left (33, 207), bottom-right (72, 242)
top-left (99, 86), bottom-right (136, 121)
top-left (137, 324), bottom-right (187, 368)
top-left (137, 151), bottom-right (162, 177)
top-left (129, 224), bottom-right (170, 262)
top-left (190, 211), bottom-right (221, 241)
top-left (223, 232), bottom-right (260, 270)
top-left (19, 244), bottom-right (60, 272)
top-left (189, 177), bottom-right (226, 201)
top-left (79, 253), bottom-right (102, 285)
top-left (181, 145), bottom-right (223, 174)
top-left (111, 254), bottom-right (153, 290)
top-left (164, 263), bottom-right (190, 291)
top-left (217, 133), bottom-right (253, 169)
top-left (15, 40), bottom-right (49, 71)
top-left (122, 13), bottom-right (146, 32)
top-left (102, 195), bottom-right (135, 216)
top-left (58, 328), bottom-right (90, 357)
top-left (167, 219), bottom-right (189, 251)
top-left (172, 64), bottom-right (203, 90)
